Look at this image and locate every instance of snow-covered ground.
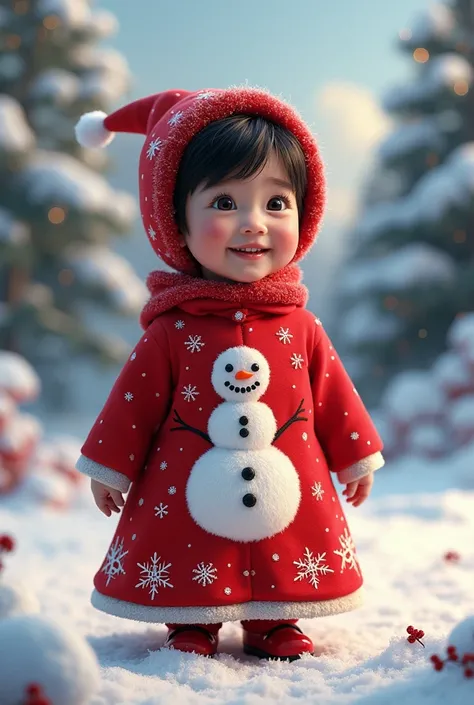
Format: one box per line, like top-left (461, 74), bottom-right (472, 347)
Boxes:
top-left (1, 437), bottom-right (473, 704)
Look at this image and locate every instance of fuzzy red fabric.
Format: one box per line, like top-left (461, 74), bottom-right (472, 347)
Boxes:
top-left (140, 264), bottom-right (308, 328)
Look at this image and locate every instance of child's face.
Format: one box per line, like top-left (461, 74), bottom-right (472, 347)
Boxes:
top-left (181, 152), bottom-right (300, 282)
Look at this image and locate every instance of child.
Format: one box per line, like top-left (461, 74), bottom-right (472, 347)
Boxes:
top-left (75, 86), bottom-right (384, 661)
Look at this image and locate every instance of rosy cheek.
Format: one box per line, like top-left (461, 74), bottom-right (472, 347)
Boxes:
top-left (202, 214), bottom-right (231, 242)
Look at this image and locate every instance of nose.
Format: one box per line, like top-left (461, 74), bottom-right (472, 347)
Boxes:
top-left (235, 370), bottom-right (254, 380)
top-left (239, 209), bottom-right (268, 235)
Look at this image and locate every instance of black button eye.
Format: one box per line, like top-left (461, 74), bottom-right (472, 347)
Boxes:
top-left (225, 363), bottom-right (234, 372)
top-left (251, 363), bottom-right (259, 372)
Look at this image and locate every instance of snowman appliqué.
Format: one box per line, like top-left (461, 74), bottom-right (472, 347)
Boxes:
top-left (171, 346), bottom-right (307, 542)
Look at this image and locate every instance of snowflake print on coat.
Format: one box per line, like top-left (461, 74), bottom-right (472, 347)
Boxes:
top-left (146, 137), bottom-right (162, 159)
top-left (175, 320), bottom-right (185, 330)
top-left (160, 461), bottom-right (168, 471)
top-left (148, 225), bottom-right (156, 240)
top-left (135, 553), bottom-right (173, 599)
top-left (350, 432), bottom-right (360, 440)
top-left (124, 392), bottom-right (134, 402)
top-left (182, 384), bottom-right (199, 402)
top-left (294, 547), bottom-right (334, 589)
top-left (290, 353), bottom-right (304, 370)
top-left (334, 528), bottom-right (360, 575)
top-left (311, 482), bottom-right (324, 500)
top-left (154, 503), bottom-right (168, 519)
top-left (276, 327), bottom-right (293, 344)
top-left (102, 537), bottom-right (128, 586)
top-left (314, 317), bottom-right (322, 326)
top-left (196, 90), bottom-right (215, 100)
top-left (184, 335), bottom-right (205, 353)
top-left (192, 562), bottom-right (218, 587)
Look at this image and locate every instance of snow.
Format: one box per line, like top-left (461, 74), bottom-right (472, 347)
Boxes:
top-left (1, 435), bottom-right (473, 703)
top-left (431, 351), bottom-right (472, 391)
top-left (0, 352), bottom-right (40, 402)
top-left (36, 0), bottom-right (91, 28)
top-left (0, 95), bottom-right (35, 152)
top-left (0, 207), bottom-right (29, 246)
top-left (383, 370), bottom-right (445, 424)
top-left (88, 9), bottom-right (119, 39)
top-left (19, 151), bottom-right (136, 227)
top-left (447, 395), bottom-right (474, 431)
top-left (341, 301), bottom-right (402, 347)
top-left (29, 69), bottom-right (79, 105)
top-left (341, 244), bottom-right (455, 297)
top-left (384, 54), bottom-right (472, 114)
top-left (405, 3), bottom-right (455, 45)
top-left (356, 143), bottom-right (474, 241)
top-left (378, 119), bottom-right (444, 162)
top-left (448, 312), bottom-right (474, 350)
top-left (64, 246), bottom-right (148, 315)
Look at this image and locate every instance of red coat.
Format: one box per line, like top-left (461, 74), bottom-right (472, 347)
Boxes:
top-left (78, 298), bottom-right (384, 624)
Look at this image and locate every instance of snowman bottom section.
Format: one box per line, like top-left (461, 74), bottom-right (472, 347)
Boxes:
top-left (186, 446), bottom-right (301, 541)
top-left (91, 586), bottom-right (364, 624)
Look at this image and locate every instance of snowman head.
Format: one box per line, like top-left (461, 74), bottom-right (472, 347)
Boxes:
top-left (212, 346), bottom-right (270, 401)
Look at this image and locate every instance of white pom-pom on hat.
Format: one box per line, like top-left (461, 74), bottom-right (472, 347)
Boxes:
top-left (75, 110), bottom-right (115, 148)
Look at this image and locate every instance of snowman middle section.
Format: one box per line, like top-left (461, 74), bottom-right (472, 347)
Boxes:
top-left (186, 401), bottom-right (302, 541)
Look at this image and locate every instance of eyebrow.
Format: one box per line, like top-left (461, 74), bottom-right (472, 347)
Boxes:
top-left (199, 176), bottom-right (294, 192)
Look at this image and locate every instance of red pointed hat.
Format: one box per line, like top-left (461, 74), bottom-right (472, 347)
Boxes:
top-left (75, 87), bottom-right (326, 275)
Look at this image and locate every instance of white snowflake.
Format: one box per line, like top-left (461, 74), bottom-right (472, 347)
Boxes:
top-left (184, 335), bottom-right (206, 353)
top-left (168, 486), bottom-right (176, 495)
top-left (175, 319), bottom-right (185, 330)
top-left (135, 552), bottom-right (173, 599)
top-left (181, 384), bottom-right (199, 402)
top-left (293, 547), bottom-right (334, 589)
top-left (124, 392), bottom-right (134, 402)
top-left (130, 351), bottom-right (136, 360)
top-left (192, 562), bottom-right (218, 587)
top-left (334, 528), bottom-right (360, 575)
top-left (314, 317), bottom-right (322, 326)
top-left (290, 353), bottom-right (304, 370)
top-left (101, 536), bottom-right (128, 586)
top-left (302, 432), bottom-right (308, 441)
top-left (160, 461), bottom-right (168, 471)
top-left (148, 225), bottom-right (157, 240)
top-left (196, 90), bottom-right (215, 100)
top-left (350, 432), bottom-right (360, 440)
top-left (276, 327), bottom-right (293, 344)
top-left (311, 482), bottom-right (325, 501)
top-left (146, 137), bottom-right (163, 159)
top-left (168, 110), bottom-right (184, 126)
top-left (154, 503), bottom-right (169, 519)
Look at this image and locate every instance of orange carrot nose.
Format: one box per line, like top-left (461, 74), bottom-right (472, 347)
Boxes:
top-left (235, 370), bottom-right (254, 380)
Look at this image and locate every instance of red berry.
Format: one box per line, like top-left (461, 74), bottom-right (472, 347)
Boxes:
top-left (418, 630), bottom-right (425, 638)
top-left (407, 626), bottom-right (414, 634)
top-left (430, 655), bottom-right (441, 663)
top-left (26, 684), bottom-right (42, 696)
top-left (0, 535), bottom-right (15, 552)
top-left (465, 668), bottom-right (474, 678)
top-left (434, 662), bottom-right (444, 671)
top-left (407, 635), bottom-right (416, 643)
top-left (447, 645), bottom-right (457, 655)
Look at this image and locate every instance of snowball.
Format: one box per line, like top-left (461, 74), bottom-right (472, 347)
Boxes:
top-left (382, 370), bottom-right (445, 424)
top-left (431, 351), bottom-right (472, 393)
top-left (0, 352), bottom-right (40, 402)
top-left (0, 614), bottom-right (100, 705)
top-left (447, 615), bottom-right (474, 654)
top-left (0, 580), bottom-right (40, 619)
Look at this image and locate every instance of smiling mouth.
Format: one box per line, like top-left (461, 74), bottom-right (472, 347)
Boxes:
top-left (229, 248), bottom-right (270, 258)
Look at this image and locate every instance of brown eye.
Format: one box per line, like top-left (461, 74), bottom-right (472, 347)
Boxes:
top-left (213, 196), bottom-right (235, 210)
top-left (268, 196), bottom-right (289, 211)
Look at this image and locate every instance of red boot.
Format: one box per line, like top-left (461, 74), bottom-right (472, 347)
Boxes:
top-left (243, 622), bottom-right (314, 661)
top-left (164, 624), bottom-right (219, 657)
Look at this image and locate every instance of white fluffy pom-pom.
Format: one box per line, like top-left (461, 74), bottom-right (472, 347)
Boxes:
top-left (75, 110), bottom-right (115, 148)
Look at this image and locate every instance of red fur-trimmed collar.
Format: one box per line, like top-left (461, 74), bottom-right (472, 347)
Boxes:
top-left (140, 264), bottom-right (308, 328)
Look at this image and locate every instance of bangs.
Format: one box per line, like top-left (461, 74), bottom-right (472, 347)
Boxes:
top-left (173, 115), bottom-right (307, 234)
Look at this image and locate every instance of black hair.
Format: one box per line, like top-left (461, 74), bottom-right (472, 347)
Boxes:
top-left (173, 114), bottom-right (307, 235)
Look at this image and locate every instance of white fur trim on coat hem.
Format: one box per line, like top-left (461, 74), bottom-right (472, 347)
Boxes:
top-left (337, 452), bottom-right (385, 485)
top-left (91, 587), bottom-right (364, 624)
top-left (75, 455), bottom-right (131, 493)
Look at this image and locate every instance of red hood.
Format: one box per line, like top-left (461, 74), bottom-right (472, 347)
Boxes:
top-left (140, 264), bottom-right (308, 328)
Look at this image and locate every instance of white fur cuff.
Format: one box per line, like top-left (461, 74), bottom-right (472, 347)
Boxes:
top-left (337, 452), bottom-right (385, 485)
top-left (75, 454), bottom-right (130, 493)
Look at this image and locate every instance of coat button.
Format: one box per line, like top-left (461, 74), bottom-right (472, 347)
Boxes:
top-left (242, 493), bottom-right (257, 507)
top-left (233, 310), bottom-right (246, 322)
top-left (241, 467), bottom-right (255, 481)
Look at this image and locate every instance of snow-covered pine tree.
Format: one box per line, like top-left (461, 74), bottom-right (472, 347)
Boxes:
top-left (0, 0), bottom-right (146, 406)
top-left (335, 0), bottom-right (474, 406)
